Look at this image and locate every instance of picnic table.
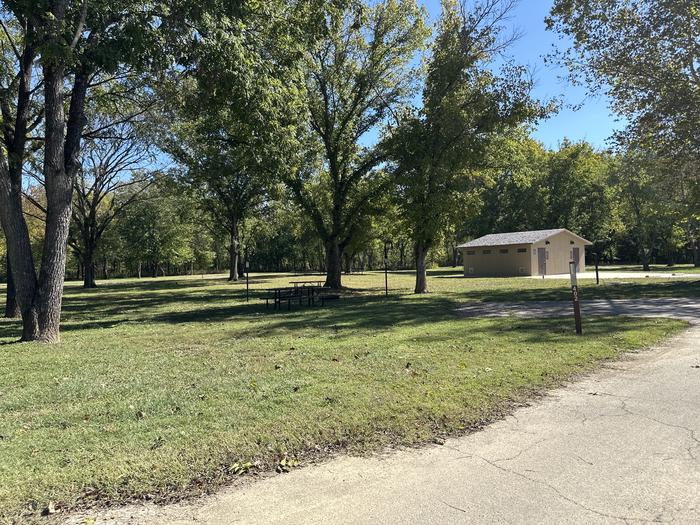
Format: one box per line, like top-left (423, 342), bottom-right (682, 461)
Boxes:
top-left (264, 286), bottom-right (322, 310)
top-left (289, 280), bottom-right (325, 288)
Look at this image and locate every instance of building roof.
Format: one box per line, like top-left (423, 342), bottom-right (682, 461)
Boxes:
top-left (457, 229), bottom-right (592, 249)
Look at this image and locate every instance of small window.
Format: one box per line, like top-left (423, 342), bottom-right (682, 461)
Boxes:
top-left (483, 249), bottom-right (491, 255)
top-left (466, 250), bottom-right (475, 255)
top-left (517, 248), bottom-right (527, 253)
top-left (570, 240), bottom-right (575, 245)
top-left (499, 248), bottom-right (509, 254)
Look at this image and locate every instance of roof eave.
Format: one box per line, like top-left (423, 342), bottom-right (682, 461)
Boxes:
top-left (457, 241), bottom-right (533, 249)
top-left (551, 229), bottom-right (593, 245)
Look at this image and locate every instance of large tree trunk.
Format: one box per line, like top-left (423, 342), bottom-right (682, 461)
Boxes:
top-left (640, 249), bottom-right (651, 272)
top-left (229, 221), bottom-right (239, 281)
top-left (0, 157), bottom-right (40, 339)
top-left (82, 251), bottom-right (97, 288)
top-left (343, 252), bottom-right (353, 274)
top-left (414, 241), bottom-right (429, 294)
top-left (4, 256), bottom-right (20, 318)
top-left (2, 35), bottom-right (34, 322)
top-left (324, 239), bottom-right (343, 289)
top-left (0, 54), bottom-right (87, 342)
top-left (31, 62), bottom-right (79, 342)
top-left (694, 238), bottom-right (700, 267)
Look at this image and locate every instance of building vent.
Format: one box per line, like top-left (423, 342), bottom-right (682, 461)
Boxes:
top-left (519, 267), bottom-right (526, 275)
top-left (468, 267), bottom-right (475, 275)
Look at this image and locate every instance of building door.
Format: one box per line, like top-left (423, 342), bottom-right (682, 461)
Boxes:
top-left (537, 248), bottom-right (546, 275)
top-left (572, 247), bottom-right (580, 272)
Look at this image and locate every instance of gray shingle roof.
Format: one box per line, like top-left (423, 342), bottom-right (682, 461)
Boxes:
top-left (457, 229), bottom-right (589, 248)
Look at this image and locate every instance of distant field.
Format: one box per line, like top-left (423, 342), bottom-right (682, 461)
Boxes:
top-left (0, 269), bottom-right (692, 522)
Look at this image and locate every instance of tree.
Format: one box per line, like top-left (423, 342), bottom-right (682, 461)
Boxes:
top-left (117, 180), bottom-right (194, 278)
top-left (467, 136), bottom-right (617, 250)
top-left (547, 0), bottom-right (700, 157)
top-left (611, 152), bottom-right (679, 270)
top-left (0, 2), bottom-right (158, 341)
top-left (287, 0), bottom-right (428, 289)
top-left (170, 129), bottom-right (268, 282)
top-left (69, 120), bottom-right (156, 288)
top-left (0, 16), bottom-right (42, 318)
top-left (162, 0), bottom-right (332, 282)
top-left (542, 140), bottom-right (615, 243)
top-left (388, 0), bottom-right (544, 293)
top-left (0, 0), bottom-right (257, 341)
top-left (547, 0), bottom-right (700, 260)
top-left (466, 133), bottom-right (549, 236)
top-left (165, 77), bottom-right (282, 282)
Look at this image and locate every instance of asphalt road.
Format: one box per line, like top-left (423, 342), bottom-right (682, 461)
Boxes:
top-left (457, 298), bottom-right (700, 324)
top-left (67, 323), bottom-right (700, 525)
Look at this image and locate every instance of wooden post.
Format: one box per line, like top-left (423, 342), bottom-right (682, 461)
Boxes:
top-left (383, 242), bottom-right (389, 297)
top-left (245, 260), bottom-right (250, 302)
top-left (384, 257), bottom-right (389, 296)
top-left (594, 252), bottom-right (600, 285)
top-left (570, 261), bottom-right (583, 335)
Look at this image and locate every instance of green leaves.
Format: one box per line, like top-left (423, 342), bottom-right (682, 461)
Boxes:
top-left (388, 0), bottom-right (545, 288)
top-left (548, 0), bottom-right (700, 161)
top-left (283, 0), bottom-right (427, 286)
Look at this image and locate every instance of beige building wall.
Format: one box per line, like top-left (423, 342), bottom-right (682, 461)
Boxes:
top-left (462, 243), bottom-right (533, 277)
top-left (461, 231), bottom-right (589, 277)
top-left (530, 231), bottom-right (587, 275)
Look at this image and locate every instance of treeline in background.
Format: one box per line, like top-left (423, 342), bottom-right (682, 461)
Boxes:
top-left (3, 135), bottom-right (695, 283)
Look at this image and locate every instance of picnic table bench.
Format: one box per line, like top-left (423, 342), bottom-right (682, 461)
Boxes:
top-left (263, 280), bottom-right (343, 310)
top-left (264, 285), bottom-right (324, 310)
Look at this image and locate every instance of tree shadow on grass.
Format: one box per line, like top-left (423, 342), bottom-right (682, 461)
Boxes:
top-left (64, 272), bottom-right (294, 294)
top-left (149, 293), bottom-right (463, 337)
top-left (2, 289), bottom-right (432, 340)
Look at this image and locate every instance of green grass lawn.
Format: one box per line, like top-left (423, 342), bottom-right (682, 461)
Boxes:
top-left (0, 270), bottom-right (694, 522)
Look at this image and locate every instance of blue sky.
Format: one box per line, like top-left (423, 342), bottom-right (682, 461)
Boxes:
top-left (420, 0), bottom-right (623, 150)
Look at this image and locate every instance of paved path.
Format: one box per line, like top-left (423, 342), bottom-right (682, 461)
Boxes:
top-left (67, 325), bottom-right (700, 525)
top-left (528, 271), bottom-right (698, 280)
top-left (457, 297), bottom-right (700, 324)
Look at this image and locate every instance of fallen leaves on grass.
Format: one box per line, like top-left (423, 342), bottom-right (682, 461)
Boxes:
top-left (276, 457), bottom-right (299, 473)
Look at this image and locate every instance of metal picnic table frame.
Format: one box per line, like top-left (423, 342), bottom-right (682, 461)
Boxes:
top-left (266, 284), bottom-right (323, 310)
